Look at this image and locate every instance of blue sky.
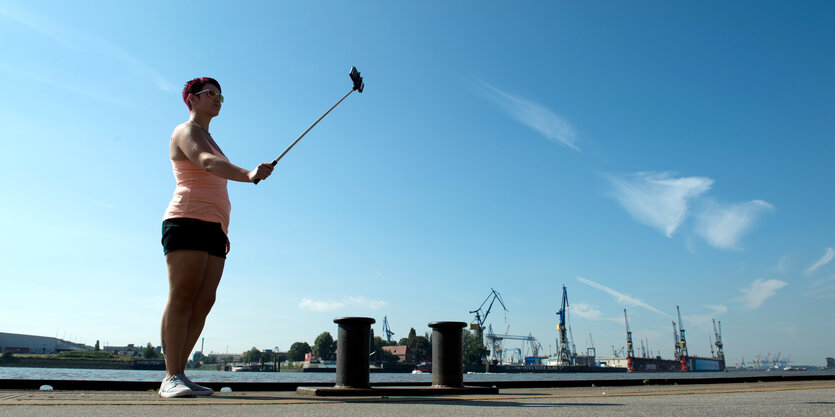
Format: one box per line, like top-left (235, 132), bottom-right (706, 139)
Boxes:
top-left (1, 1), bottom-right (833, 366)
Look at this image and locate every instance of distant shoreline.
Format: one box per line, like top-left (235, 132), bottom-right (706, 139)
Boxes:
top-left (0, 357), bottom-right (164, 370)
top-left (0, 357), bottom-right (312, 372)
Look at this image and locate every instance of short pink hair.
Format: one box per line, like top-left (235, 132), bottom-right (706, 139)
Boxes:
top-left (182, 77), bottom-right (221, 110)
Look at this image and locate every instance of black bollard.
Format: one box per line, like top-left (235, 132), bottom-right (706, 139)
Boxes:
top-left (428, 321), bottom-right (466, 388)
top-left (297, 318), bottom-right (497, 396)
top-left (333, 316), bottom-right (376, 389)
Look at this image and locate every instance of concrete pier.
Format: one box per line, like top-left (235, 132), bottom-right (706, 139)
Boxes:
top-left (2, 380), bottom-right (833, 416)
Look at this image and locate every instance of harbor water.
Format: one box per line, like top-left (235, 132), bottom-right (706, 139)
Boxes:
top-left (2, 366), bottom-right (831, 384)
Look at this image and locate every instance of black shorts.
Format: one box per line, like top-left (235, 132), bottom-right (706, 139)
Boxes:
top-left (161, 218), bottom-right (228, 258)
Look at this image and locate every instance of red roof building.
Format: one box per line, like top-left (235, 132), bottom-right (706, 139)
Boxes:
top-left (382, 345), bottom-right (415, 363)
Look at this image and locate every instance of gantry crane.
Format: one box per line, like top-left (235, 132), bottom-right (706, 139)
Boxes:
top-left (556, 285), bottom-right (573, 365)
top-left (673, 321), bottom-right (682, 359)
top-left (527, 333), bottom-right (542, 358)
top-left (382, 316), bottom-right (394, 343)
top-left (676, 305), bottom-right (688, 358)
top-left (624, 309), bottom-right (634, 358)
top-left (485, 327), bottom-right (542, 363)
top-left (713, 318), bottom-right (724, 359)
top-left (587, 333), bottom-right (596, 358)
top-left (469, 288), bottom-right (508, 343)
top-left (709, 335), bottom-right (715, 357)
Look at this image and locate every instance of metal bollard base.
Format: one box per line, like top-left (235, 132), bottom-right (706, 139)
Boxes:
top-left (296, 385), bottom-right (499, 396)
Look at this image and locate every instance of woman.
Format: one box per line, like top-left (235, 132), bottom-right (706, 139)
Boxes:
top-left (158, 77), bottom-right (274, 397)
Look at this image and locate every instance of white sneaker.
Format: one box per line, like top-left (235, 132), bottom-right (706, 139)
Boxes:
top-left (158, 374), bottom-right (194, 398)
top-left (181, 374), bottom-right (214, 396)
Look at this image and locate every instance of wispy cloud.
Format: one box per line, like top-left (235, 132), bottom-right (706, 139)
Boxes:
top-left (576, 277), bottom-right (669, 317)
top-left (806, 276), bottom-right (835, 299)
top-left (606, 172), bottom-right (713, 237)
top-left (298, 298), bottom-right (344, 312)
top-left (702, 304), bottom-right (727, 314)
top-left (682, 314), bottom-right (718, 332)
top-left (0, 61), bottom-right (132, 105)
top-left (684, 305), bottom-right (728, 333)
top-left (570, 302), bottom-right (626, 325)
top-left (0, 5), bottom-right (175, 93)
top-left (570, 302), bottom-right (603, 320)
top-left (0, 5), bottom-right (73, 48)
top-left (806, 248), bottom-right (834, 274)
top-left (738, 279), bottom-right (787, 310)
top-left (775, 251), bottom-right (795, 274)
top-left (695, 200), bottom-right (773, 250)
top-left (478, 81), bottom-right (579, 151)
top-left (298, 296), bottom-right (387, 312)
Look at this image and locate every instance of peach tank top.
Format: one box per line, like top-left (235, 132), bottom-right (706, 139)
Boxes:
top-left (162, 132), bottom-right (231, 234)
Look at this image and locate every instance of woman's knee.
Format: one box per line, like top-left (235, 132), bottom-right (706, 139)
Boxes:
top-left (167, 283), bottom-right (201, 309)
top-left (193, 294), bottom-right (216, 315)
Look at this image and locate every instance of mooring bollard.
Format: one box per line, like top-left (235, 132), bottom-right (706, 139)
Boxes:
top-left (298, 318), bottom-right (497, 397)
top-left (428, 321), bottom-right (466, 388)
top-left (333, 316), bottom-right (376, 389)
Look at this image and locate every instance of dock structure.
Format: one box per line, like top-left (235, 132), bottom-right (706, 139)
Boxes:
top-left (2, 375), bottom-right (835, 417)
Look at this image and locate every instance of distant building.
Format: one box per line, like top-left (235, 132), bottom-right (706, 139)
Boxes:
top-left (595, 355), bottom-right (629, 368)
top-left (104, 344), bottom-right (161, 357)
top-left (0, 332), bottom-right (91, 354)
top-left (206, 353), bottom-right (243, 363)
top-left (382, 345), bottom-right (415, 363)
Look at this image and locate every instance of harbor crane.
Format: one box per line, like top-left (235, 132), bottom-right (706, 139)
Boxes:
top-left (527, 333), bottom-right (543, 358)
top-left (469, 288), bottom-right (508, 342)
top-left (485, 326), bottom-right (542, 363)
top-left (676, 306), bottom-right (688, 358)
top-left (556, 285), bottom-right (573, 365)
top-left (709, 335), bottom-right (715, 357)
top-left (486, 325), bottom-right (502, 361)
top-left (382, 316), bottom-right (394, 342)
top-left (587, 333), bottom-right (597, 358)
top-left (673, 321), bottom-right (682, 359)
top-left (712, 318), bottom-right (724, 359)
top-left (567, 312), bottom-right (577, 359)
top-left (624, 309), bottom-right (634, 358)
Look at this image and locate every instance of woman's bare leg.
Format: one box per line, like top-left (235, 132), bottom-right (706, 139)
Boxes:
top-left (161, 250), bottom-right (209, 379)
top-left (179, 254), bottom-right (225, 371)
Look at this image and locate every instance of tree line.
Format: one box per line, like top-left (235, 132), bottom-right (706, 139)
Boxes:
top-left (191, 327), bottom-right (489, 371)
top-left (285, 328), bottom-right (433, 364)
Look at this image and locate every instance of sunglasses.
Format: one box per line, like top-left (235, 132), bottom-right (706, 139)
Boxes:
top-left (194, 89), bottom-right (224, 103)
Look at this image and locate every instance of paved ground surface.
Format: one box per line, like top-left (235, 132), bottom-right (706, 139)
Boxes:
top-left (1, 380), bottom-right (834, 416)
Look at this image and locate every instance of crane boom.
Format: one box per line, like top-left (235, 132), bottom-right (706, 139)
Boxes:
top-left (469, 288), bottom-right (508, 331)
top-left (486, 331), bottom-right (542, 361)
top-left (527, 333), bottom-right (541, 357)
top-left (673, 321), bottom-right (682, 359)
top-left (469, 288), bottom-right (508, 358)
top-left (709, 335), bottom-right (715, 357)
top-left (713, 318), bottom-right (724, 359)
top-left (624, 309), bottom-right (634, 358)
top-left (676, 305), bottom-right (688, 358)
top-left (382, 316), bottom-right (394, 342)
top-left (556, 285), bottom-right (573, 365)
